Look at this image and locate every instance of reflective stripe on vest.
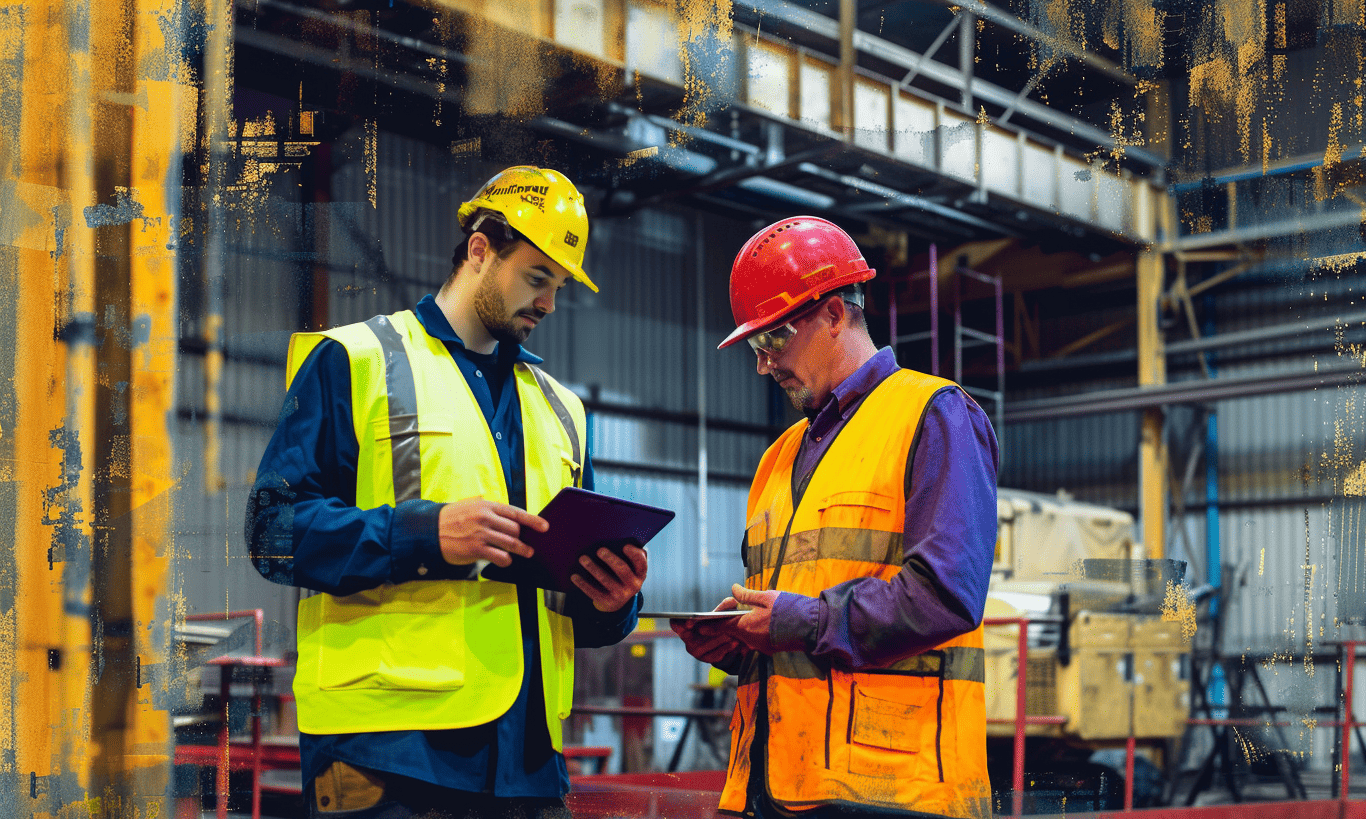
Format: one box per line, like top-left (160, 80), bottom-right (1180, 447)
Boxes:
top-left (286, 310), bottom-right (584, 747)
top-left (720, 370), bottom-right (991, 819)
top-left (740, 645), bottom-right (986, 684)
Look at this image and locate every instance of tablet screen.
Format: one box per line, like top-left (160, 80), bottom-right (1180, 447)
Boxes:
top-left (481, 487), bottom-right (675, 593)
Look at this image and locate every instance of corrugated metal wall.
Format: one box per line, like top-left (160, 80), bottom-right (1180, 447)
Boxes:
top-left (176, 158), bottom-right (308, 641)
top-left (1180, 39), bottom-right (1364, 173)
top-left (1001, 265), bottom-right (1366, 770)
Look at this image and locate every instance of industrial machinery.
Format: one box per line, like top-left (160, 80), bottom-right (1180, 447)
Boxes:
top-left (984, 489), bottom-right (1191, 811)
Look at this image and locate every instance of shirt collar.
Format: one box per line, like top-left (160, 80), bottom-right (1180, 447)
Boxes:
top-left (414, 293), bottom-right (544, 366)
top-left (807, 347), bottom-right (900, 437)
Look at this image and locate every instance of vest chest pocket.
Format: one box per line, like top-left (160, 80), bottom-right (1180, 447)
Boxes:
top-left (315, 584), bottom-right (470, 692)
top-left (367, 414), bottom-right (502, 505)
top-left (815, 492), bottom-right (899, 567)
top-left (846, 677), bottom-right (942, 779)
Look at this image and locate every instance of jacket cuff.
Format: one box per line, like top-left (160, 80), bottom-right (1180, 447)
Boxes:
top-left (770, 592), bottom-right (818, 652)
top-left (390, 499), bottom-right (474, 581)
top-left (574, 590), bottom-right (641, 627)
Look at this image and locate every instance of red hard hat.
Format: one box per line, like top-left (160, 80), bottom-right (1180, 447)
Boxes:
top-left (718, 216), bottom-right (875, 349)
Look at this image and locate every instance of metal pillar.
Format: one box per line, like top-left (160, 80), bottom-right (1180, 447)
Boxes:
top-left (4, 0), bottom-right (185, 811)
top-left (836, 0), bottom-right (856, 139)
top-left (951, 260), bottom-right (1005, 440)
top-left (1137, 247), bottom-right (1167, 559)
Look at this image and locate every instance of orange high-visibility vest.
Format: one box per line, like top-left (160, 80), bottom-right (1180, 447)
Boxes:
top-left (720, 369), bottom-right (991, 818)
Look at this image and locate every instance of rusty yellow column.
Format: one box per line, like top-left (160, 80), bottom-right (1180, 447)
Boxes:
top-left (118, 0), bottom-right (190, 808)
top-left (3, 0), bottom-right (100, 812)
top-left (1136, 193), bottom-right (1172, 560)
top-left (1137, 252), bottom-right (1167, 560)
top-left (0, 0), bottom-right (188, 814)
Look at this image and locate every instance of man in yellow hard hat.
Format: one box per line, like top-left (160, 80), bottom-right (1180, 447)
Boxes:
top-left (247, 166), bottom-right (648, 818)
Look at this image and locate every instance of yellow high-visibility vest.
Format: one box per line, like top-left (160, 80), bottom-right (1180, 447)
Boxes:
top-left (720, 369), bottom-right (991, 818)
top-left (285, 309), bottom-right (584, 749)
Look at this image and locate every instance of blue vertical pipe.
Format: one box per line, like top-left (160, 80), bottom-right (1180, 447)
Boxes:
top-left (1203, 293), bottom-right (1226, 715)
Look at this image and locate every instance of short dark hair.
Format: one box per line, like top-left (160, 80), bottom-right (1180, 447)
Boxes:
top-left (834, 284), bottom-right (867, 332)
top-left (444, 210), bottom-right (524, 288)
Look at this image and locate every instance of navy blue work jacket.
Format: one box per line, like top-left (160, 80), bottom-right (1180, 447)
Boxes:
top-left (247, 294), bottom-right (639, 796)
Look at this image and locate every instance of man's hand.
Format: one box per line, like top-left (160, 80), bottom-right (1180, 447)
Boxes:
top-left (571, 544), bottom-right (648, 612)
top-left (671, 597), bottom-right (749, 665)
top-left (438, 498), bottom-right (548, 567)
top-left (723, 583), bottom-right (781, 655)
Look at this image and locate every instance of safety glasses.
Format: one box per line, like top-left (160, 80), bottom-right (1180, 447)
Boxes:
top-left (747, 321), bottom-right (801, 355)
top-left (746, 303), bottom-right (823, 356)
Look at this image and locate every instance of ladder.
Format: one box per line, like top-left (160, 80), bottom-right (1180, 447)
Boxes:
top-left (887, 243), bottom-right (1005, 441)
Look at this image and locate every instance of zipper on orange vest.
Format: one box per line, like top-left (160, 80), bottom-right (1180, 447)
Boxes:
top-left (935, 673), bottom-right (946, 783)
top-left (837, 677), bottom-right (852, 771)
top-left (764, 512), bottom-right (798, 591)
top-left (826, 674), bottom-right (837, 769)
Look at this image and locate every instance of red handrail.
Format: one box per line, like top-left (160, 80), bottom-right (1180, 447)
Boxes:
top-left (1186, 640), bottom-right (1363, 808)
top-left (182, 610), bottom-right (286, 819)
top-left (1343, 641), bottom-right (1358, 807)
top-left (984, 615), bottom-right (1074, 816)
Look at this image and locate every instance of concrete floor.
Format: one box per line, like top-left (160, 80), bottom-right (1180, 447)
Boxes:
top-left (202, 769), bottom-right (1366, 819)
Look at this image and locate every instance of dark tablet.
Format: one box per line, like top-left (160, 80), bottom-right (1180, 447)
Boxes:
top-left (481, 487), bottom-right (675, 593)
top-left (640, 610), bottom-right (748, 620)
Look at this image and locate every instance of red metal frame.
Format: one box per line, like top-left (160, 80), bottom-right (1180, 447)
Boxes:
top-left (1186, 640), bottom-right (1362, 810)
top-left (176, 610), bottom-right (286, 819)
top-left (170, 616), bottom-right (1357, 818)
top-left (984, 615), bottom-right (1072, 816)
top-left (888, 244), bottom-right (941, 376)
top-left (1344, 641), bottom-right (1358, 807)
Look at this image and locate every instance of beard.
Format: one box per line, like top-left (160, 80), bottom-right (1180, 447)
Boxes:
top-left (473, 272), bottom-right (542, 345)
top-left (772, 369), bottom-right (816, 413)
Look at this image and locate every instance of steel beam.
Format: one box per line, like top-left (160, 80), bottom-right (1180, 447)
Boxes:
top-left (628, 144), bottom-right (843, 208)
top-left (1004, 363), bottom-right (1364, 423)
top-left (1166, 310), bottom-right (1366, 355)
top-left (1137, 248), bottom-right (1167, 558)
top-left (837, 0), bottom-right (855, 138)
top-left (1174, 208), bottom-right (1366, 250)
top-left (898, 17), bottom-right (958, 91)
top-left (797, 162), bottom-right (1014, 234)
top-left (916, 0), bottom-right (1135, 86)
top-left (959, 12), bottom-right (974, 112)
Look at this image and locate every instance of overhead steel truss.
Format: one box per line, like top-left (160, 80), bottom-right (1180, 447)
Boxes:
top-left (232, 0), bottom-right (1162, 251)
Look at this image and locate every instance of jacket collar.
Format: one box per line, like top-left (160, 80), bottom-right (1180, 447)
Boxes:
top-left (414, 293), bottom-right (544, 366)
top-left (807, 347), bottom-right (898, 437)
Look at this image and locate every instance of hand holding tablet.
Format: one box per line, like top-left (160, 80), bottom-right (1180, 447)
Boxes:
top-left (480, 487), bottom-right (674, 593)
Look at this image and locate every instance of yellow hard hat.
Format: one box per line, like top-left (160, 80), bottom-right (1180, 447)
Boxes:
top-left (457, 166), bottom-right (597, 292)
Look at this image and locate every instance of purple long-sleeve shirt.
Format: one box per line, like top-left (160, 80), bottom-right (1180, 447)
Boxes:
top-left (765, 347), bottom-right (999, 669)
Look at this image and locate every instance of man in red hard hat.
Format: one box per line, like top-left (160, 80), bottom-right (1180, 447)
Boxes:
top-left (674, 216), bottom-right (998, 819)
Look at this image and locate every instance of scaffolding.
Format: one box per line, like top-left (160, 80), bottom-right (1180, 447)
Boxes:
top-left (887, 244), bottom-right (1006, 442)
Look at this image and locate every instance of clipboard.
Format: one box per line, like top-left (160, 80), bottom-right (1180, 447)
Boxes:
top-left (481, 487), bottom-right (675, 592)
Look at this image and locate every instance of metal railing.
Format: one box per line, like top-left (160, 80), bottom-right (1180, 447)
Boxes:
top-left (983, 615), bottom-right (1070, 816)
top-left (177, 610), bottom-right (288, 819)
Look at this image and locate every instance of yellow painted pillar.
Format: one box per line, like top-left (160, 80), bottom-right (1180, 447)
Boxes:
top-left (121, 0), bottom-right (190, 804)
top-left (7, 1), bottom-right (102, 812)
top-left (1, 0), bottom-right (187, 813)
top-left (834, 0), bottom-right (855, 139)
top-left (1137, 181), bottom-right (1172, 561)
top-left (1137, 251), bottom-right (1167, 560)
